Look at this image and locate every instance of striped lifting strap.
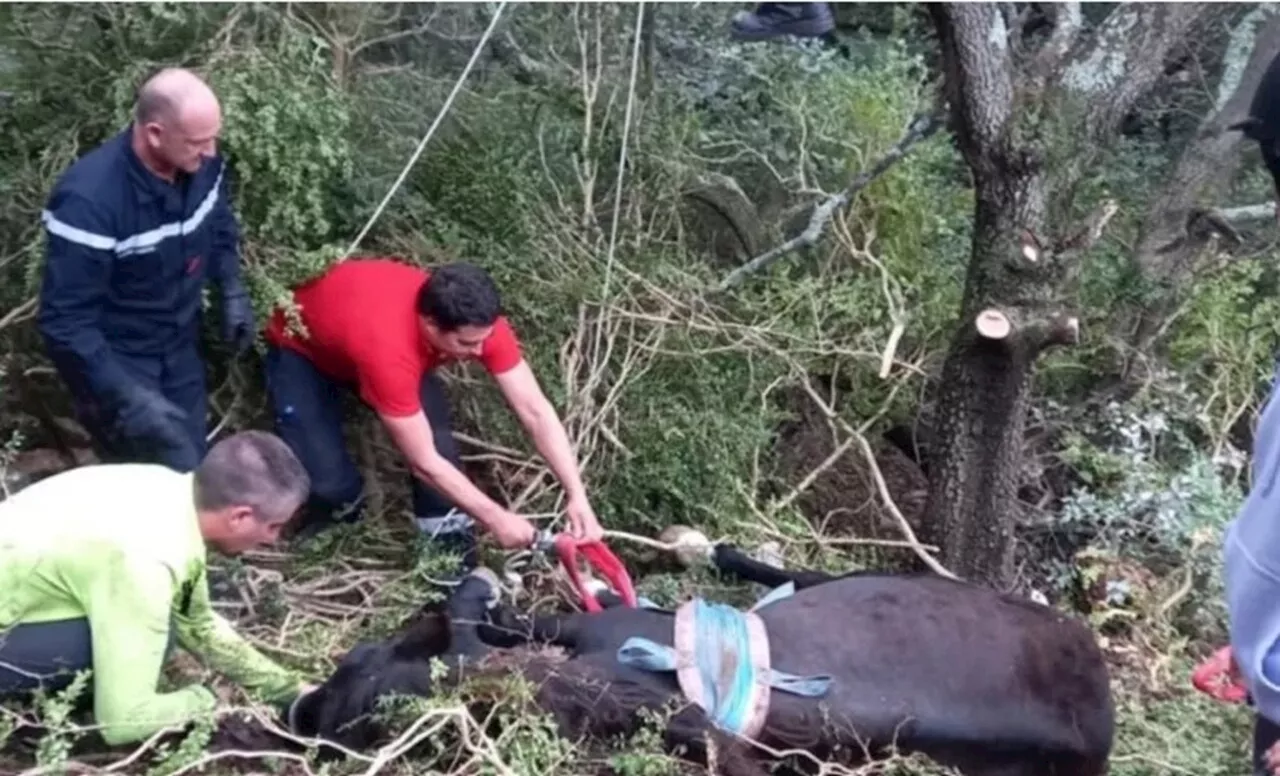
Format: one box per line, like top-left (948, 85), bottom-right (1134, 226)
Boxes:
top-left (616, 590), bottom-right (832, 739)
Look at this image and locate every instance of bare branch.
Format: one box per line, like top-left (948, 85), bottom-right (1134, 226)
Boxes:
top-left (711, 113), bottom-right (943, 294)
top-left (1028, 313), bottom-right (1082, 349)
top-left (1220, 202), bottom-right (1276, 222)
top-left (1215, 5), bottom-right (1280, 114)
top-left (1128, 12), bottom-right (1280, 286)
top-left (349, 8), bottom-right (448, 56)
top-left (974, 308), bottom-right (1079, 350)
top-left (1026, 1), bottom-right (1082, 91)
top-left (932, 3), bottom-right (1015, 165)
top-left (0, 296), bottom-right (36, 332)
top-left (1059, 4), bottom-right (1211, 143)
top-left (1056, 198), bottom-right (1119, 256)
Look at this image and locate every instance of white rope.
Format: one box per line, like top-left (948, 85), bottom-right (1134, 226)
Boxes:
top-left (598, 1), bottom-right (646, 299)
top-left (342, 1), bottom-right (510, 259)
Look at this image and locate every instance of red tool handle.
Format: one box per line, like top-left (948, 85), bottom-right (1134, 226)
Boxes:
top-left (1191, 645), bottom-right (1249, 703)
top-left (551, 533), bottom-right (638, 613)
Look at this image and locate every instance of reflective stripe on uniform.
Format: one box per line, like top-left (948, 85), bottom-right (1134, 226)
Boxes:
top-left (40, 168), bottom-right (223, 258)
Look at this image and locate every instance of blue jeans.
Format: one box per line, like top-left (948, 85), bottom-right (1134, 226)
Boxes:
top-left (55, 345), bottom-right (207, 473)
top-left (264, 346), bottom-right (475, 564)
top-left (0, 617), bottom-right (176, 705)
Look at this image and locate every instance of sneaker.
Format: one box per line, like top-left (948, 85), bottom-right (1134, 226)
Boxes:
top-left (414, 509), bottom-right (479, 579)
top-left (730, 2), bottom-right (834, 41)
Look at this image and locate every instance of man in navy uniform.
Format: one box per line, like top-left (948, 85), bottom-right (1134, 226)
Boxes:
top-left (37, 68), bottom-right (255, 472)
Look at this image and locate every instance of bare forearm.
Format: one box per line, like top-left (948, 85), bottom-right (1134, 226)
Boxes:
top-left (411, 452), bottom-right (508, 527)
top-left (525, 407), bottom-right (587, 500)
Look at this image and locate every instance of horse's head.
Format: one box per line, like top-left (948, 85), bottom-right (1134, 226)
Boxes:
top-left (289, 567), bottom-right (501, 751)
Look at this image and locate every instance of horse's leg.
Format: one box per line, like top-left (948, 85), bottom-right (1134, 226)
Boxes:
top-left (529, 656), bottom-right (772, 776)
top-left (590, 589), bottom-right (634, 610)
top-left (477, 604), bottom-right (588, 650)
top-left (924, 749), bottom-right (1110, 776)
top-left (711, 544), bottom-right (836, 590)
top-left (437, 567), bottom-right (509, 654)
top-left (662, 705), bottom-right (773, 776)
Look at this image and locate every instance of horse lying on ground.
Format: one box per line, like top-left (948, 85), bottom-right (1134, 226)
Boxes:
top-left (228, 545), bottom-right (1115, 776)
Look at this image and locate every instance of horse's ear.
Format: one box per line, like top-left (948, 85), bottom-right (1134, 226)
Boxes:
top-left (393, 610), bottom-right (453, 658)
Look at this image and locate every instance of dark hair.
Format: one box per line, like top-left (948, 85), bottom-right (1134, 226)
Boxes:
top-left (193, 430), bottom-right (311, 523)
top-left (415, 262), bottom-right (503, 331)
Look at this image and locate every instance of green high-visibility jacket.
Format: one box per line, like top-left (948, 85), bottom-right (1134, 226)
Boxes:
top-left (0, 462), bottom-right (303, 745)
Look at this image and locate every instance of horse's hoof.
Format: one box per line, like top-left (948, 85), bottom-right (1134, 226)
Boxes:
top-left (466, 566), bottom-right (502, 608)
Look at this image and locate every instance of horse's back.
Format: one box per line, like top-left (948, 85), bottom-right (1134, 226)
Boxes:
top-left (758, 573), bottom-right (1113, 769)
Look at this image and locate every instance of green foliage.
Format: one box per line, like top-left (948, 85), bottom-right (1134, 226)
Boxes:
top-left (143, 713), bottom-right (216, 776)
top-left (597, 346), bottom-right (788, 535)
top-left (1111, 668), bottom-right (1253, 776)
top-left (31, 670), bottom-right (91, 773)
top-left (1051, 389), bottom-right (1243, 641)
top-left (607, 707), bottom-right (682, 776)
top-left (1165, 258), bottom-right (1280, 439)
top-left (394, 89), bottom-right (546, 254)
top-left (1058, 396), bottom-right (1243, 539)
top-left (211, 31), bottom-right (356, 254)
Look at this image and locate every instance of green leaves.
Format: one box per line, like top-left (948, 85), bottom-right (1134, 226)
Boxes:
top-left (212, 29), bottom-right (355, 252)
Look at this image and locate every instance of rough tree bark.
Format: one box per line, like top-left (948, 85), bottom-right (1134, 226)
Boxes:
top-left (922, 2), bottom-right (1214, 588)
top-left (1123, 7), bottom-right (1280, 359)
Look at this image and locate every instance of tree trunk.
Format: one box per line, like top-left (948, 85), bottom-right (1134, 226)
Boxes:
top-left (1125, 9), bottom-right (1280, 358)
top-left (919, 2), bottom-right (1214, 588)
top-left (923, 173), bottom-right (1082, 587)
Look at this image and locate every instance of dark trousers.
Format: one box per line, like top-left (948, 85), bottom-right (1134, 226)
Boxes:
top-left (264, 346), bottom-right (475, 564)
top-left (0, 617), bottom-right (176, 705)
top-left (56, 345), bottom-right (207, 473)
top-left (1256, 712), bottom-right (1280, 776)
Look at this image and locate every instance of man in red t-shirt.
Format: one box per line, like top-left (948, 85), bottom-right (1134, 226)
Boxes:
top-left (262, 258), bottom-right (602, 566)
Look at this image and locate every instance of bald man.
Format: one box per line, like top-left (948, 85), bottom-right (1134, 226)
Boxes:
top-left (37, 68), bottom-right (255, 473)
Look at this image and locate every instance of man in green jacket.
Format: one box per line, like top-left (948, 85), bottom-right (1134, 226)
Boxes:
top-left (0, 430), bottom-right (315, 746)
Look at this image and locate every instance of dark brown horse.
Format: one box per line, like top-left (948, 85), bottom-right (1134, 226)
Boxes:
top-left (260, 544), bottom-right (1113, 776)
top-left (259, 548), bottom-right (1111, 776)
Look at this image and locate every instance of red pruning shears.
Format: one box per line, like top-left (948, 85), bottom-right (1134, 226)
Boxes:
top-left (1192, 645), bottom-right (1249, 704)
top-left (532, 530), bottom-right (638, 613)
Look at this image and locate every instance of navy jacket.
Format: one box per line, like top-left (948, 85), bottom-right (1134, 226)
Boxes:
top-left (36, 126), bottom-right (242, 404)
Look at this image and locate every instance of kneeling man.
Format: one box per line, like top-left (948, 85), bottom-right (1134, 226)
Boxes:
top-left (261, 258), bottom-right (602, 567)
top-left (0, 431), bottom-right (314, 746)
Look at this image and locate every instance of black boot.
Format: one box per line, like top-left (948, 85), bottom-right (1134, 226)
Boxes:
top-left (289, 493), bottom-right (365, 546)
top-left (730, 2), bottom-right (835, 41)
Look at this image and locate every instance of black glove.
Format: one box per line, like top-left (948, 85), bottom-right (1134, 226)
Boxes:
top-left (114, 386), bottom-right (191, 455)
top-left (221, 286), bottom-right (256, 356)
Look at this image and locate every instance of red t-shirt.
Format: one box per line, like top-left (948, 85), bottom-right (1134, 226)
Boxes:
top-left (263, 258), bottom-right (524, 417)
